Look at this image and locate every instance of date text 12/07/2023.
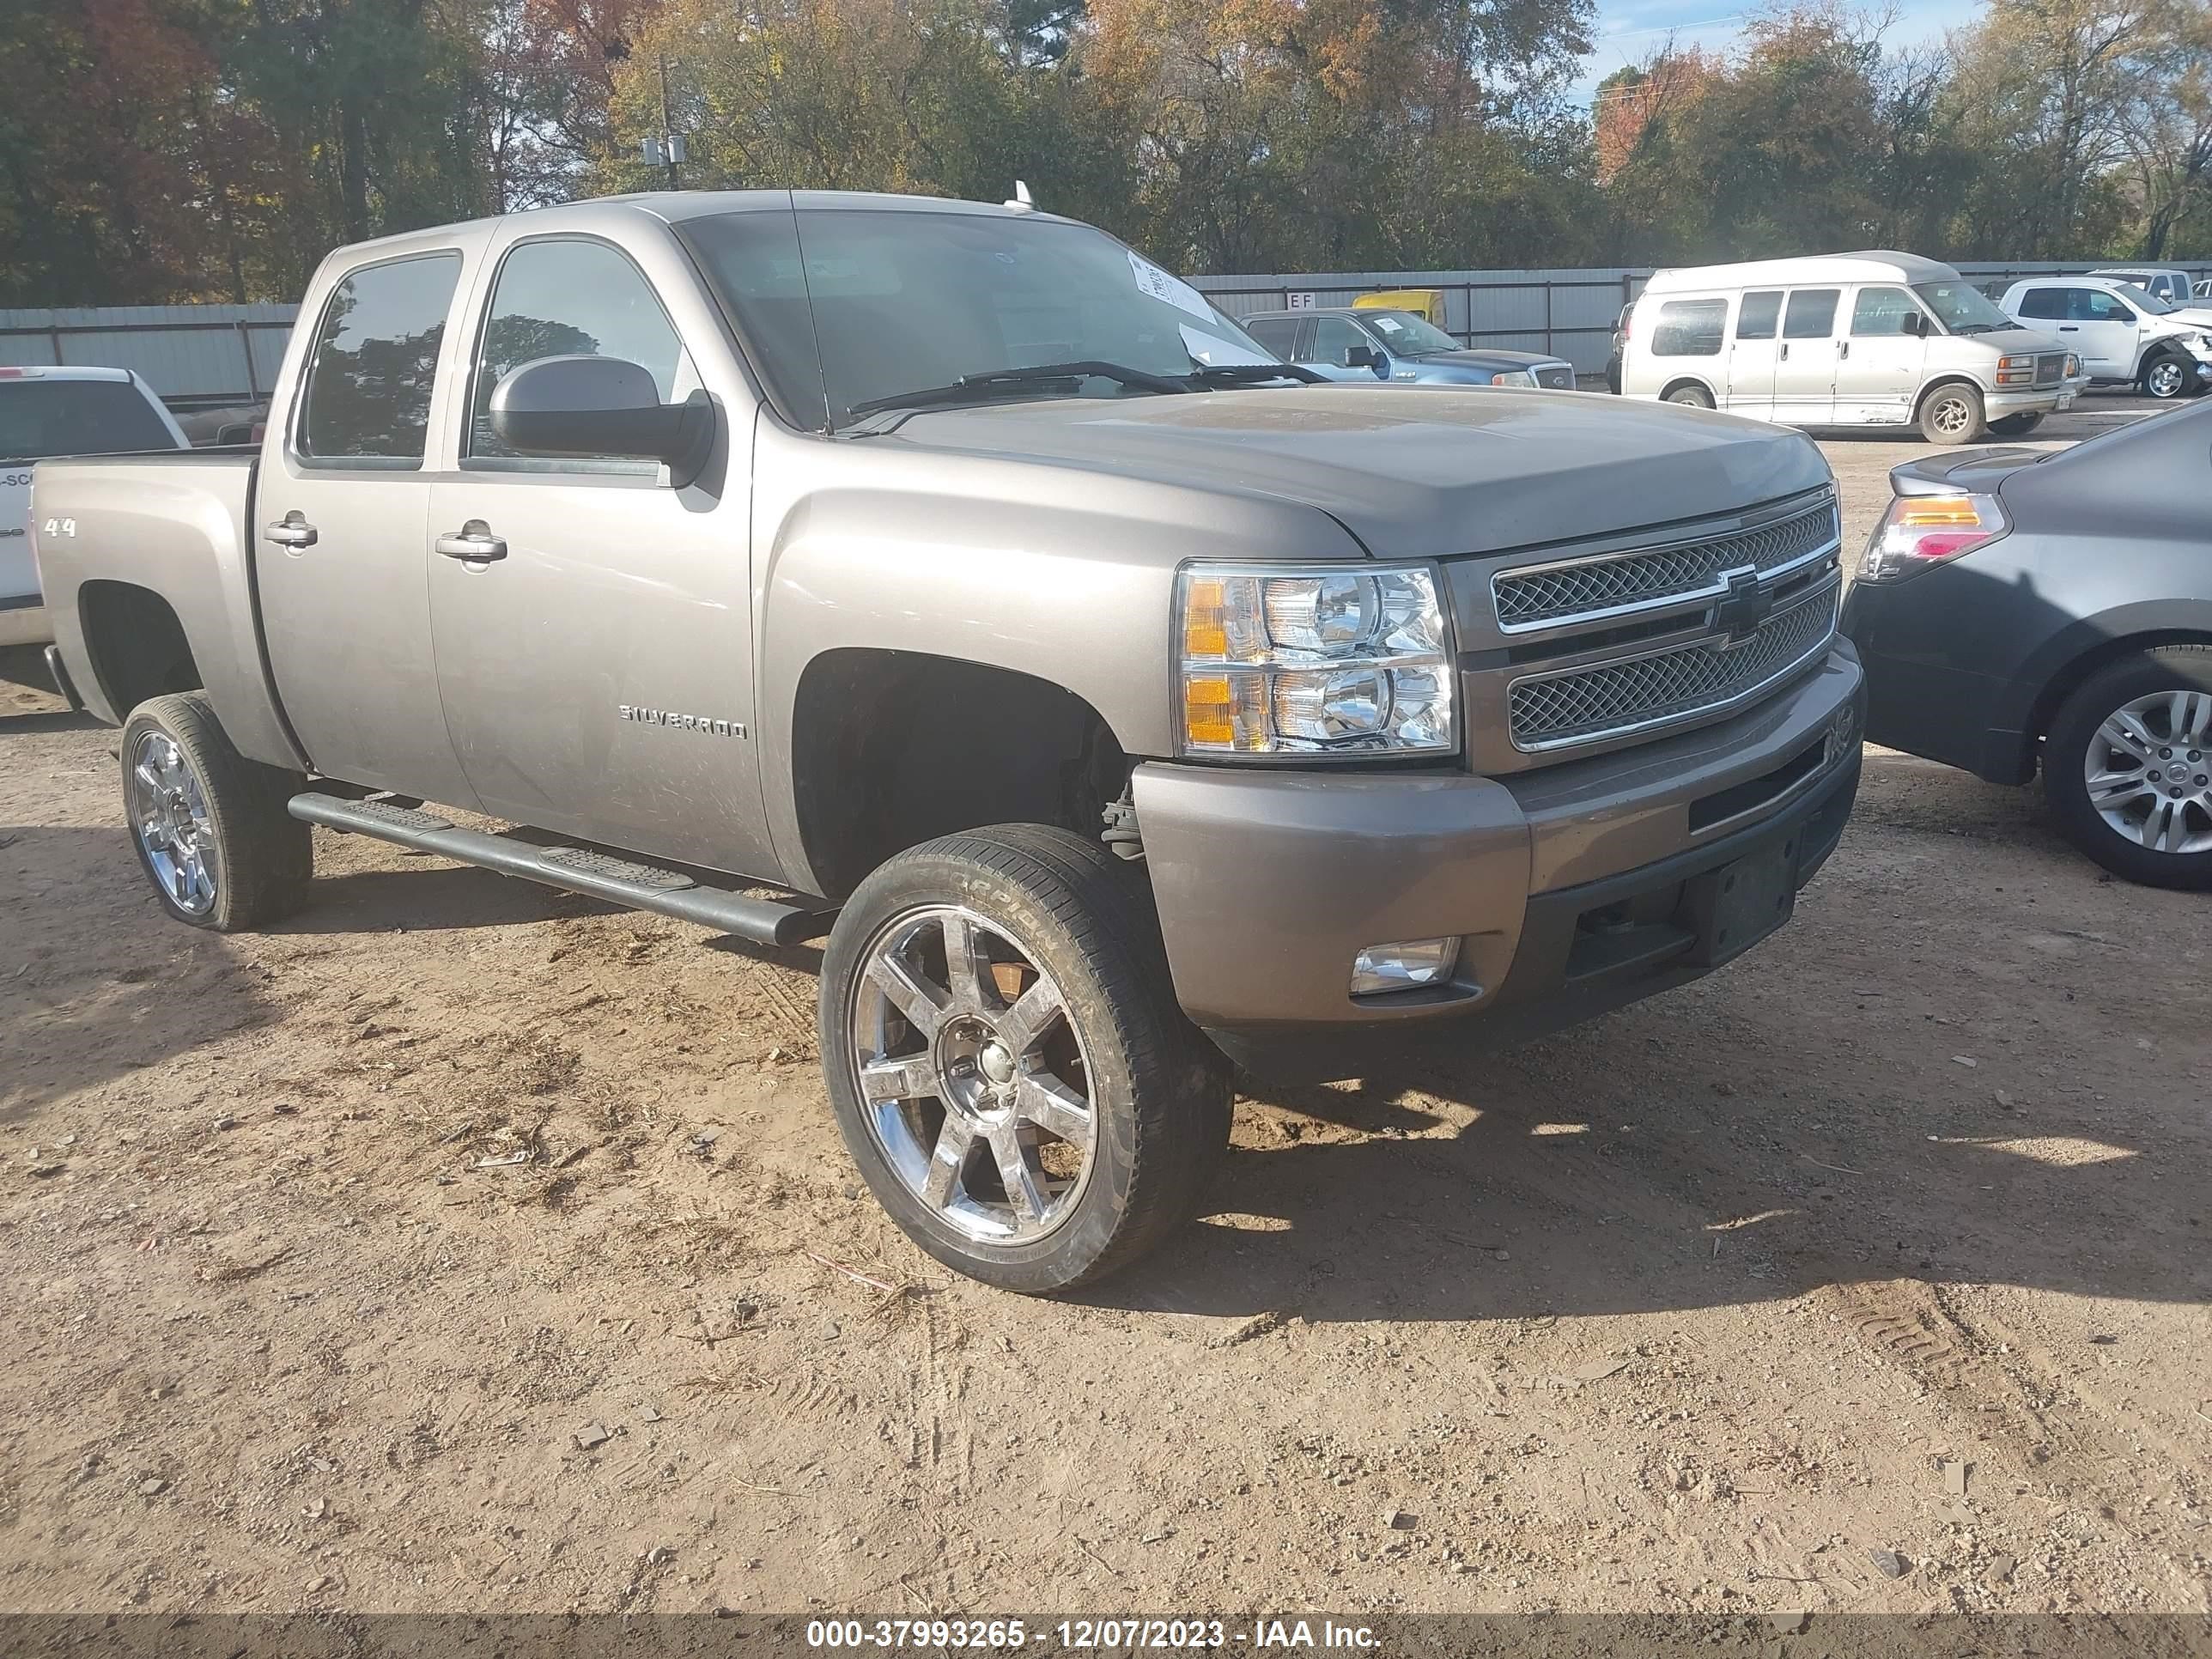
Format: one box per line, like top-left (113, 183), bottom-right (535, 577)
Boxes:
top-left (803, 1620), bottom-right (1382, 1650)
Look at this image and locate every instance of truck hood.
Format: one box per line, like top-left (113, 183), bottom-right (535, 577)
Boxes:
top-left (883, 386), bottom-right (1830, 560)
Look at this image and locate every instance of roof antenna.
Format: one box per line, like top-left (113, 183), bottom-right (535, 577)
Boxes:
top-left (1004, 179), bottom-right (1036, 213)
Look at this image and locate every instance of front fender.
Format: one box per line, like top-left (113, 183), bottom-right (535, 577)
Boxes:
top-left (748, 415), bottom-right (1363, 892)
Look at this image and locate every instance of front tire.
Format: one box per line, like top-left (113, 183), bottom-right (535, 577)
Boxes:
top-left (818, 823), bottom-right (1232, 1293)
top-left (1919, 383), bottom-right (1986, 444)
top-left (2044, 647), bottom-right (2212, 890)
top-left (2141, 351), bottom-right (2190, 401)
top-left (121, 692), bottom-right (312, 930)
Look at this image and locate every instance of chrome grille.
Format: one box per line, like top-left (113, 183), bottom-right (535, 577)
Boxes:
top-left (1537, 366), bottom-right (1575, 390)
top-left (1492, 499), bottom-right (1838, 629)
top-left (1509, 583), bottom-right (1838, 750)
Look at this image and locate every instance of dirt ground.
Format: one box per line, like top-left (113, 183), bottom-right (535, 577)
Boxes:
top-left (3, 400), bottom-right (2208, 1623)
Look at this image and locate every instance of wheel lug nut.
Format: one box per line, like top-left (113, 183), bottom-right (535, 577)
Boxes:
top-left (2149, 770), bottom-right (2162, 781)
top-left (2160, 747), bottom-right (2172, 759)
top-left (2171, 787), bottom-right (2185, 799)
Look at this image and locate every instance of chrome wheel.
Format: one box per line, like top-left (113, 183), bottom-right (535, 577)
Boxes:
top-left (128, 729), bottom-right (218, 915)
top-left (2082, 690), bottom-right (2212, 855)
top-left (1928, 393), bottom-right (1973, 438)
top-left (2145, 358), bottom-right (2185, 399)
top-left (847, 904), bottom-right (1096, 1244)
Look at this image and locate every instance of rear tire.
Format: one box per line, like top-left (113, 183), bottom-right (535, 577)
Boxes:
top-left (2043, 647), bottom-right (2212, 890)
top-left (120, 692), bottom-right (312, 930)
top-left (1918, 382), bottom-right (1985, 445)
top-left (818, 823), bottom-right (1232, 1293)
top-left (1664, 384), bottom-right (1714, 409)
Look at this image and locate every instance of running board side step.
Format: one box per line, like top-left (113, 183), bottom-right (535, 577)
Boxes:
top-left (287, 792), bottom-right (830, 946)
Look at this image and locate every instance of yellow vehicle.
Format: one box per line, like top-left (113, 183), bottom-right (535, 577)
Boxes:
top-left (1353, 289), bottom-right (1447, 327)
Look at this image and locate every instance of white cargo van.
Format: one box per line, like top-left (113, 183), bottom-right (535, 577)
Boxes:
top-left (1, 367), bottom-right (187, 649)
top-left (1621, 251), bottom-right (2078, 444)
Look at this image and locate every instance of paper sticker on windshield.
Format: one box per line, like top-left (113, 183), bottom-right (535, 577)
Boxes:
top-left (1128, 252), bottom-right (1215, 321)
top-left (1180, 325), bottom-right (1273, 366)
top-left (1372, 316), bottom-right (1405, 333)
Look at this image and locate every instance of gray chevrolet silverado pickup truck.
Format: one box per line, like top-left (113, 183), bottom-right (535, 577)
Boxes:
top-left (32, 191), bottom-right (1863, 1292)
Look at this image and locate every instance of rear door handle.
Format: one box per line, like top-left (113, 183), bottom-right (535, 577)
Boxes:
top-left (1780, 343), bottom-right (1790, 361)
top-left (434, 521), bottom-right (507, 562)
top-left (1838, 341), bottom-right (1850, 358)
top-left (264, 511), bottom-right (317, 549)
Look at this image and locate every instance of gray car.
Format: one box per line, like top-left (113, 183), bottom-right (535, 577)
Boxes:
top-left (1843, 400), bottom-right (2212, 887)
top-left (33, 191), bottom-right (1863, 1292)
top-left (1241, 307), bottom-right (1577, 388)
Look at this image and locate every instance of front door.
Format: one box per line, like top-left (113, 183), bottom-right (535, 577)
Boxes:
top-left (254, 247), bottom-right (479, 804)
top-left (1834, 284), bottom-right (1928, 425)
top-left (1309, 315), bottom-right (1384, 381)
top-left (2067, 287), bottom-right (2143, 378)
top-left (425, 232), bottom-right (774, 879)
top-left (1771, 288), bottom-right (1841, 425)
top-left (1723, 289), bottom-right (1784, 417)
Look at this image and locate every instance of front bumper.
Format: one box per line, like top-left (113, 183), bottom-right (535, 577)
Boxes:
top-left (1134, 641), bottom-right (1863, 1079)
top-left (1984, 386), bottom-right (2070, 418)
top-left (0, 600), bottom-right (52, 649)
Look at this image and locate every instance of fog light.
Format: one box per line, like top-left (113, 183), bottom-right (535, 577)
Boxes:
top-left (1350, 938), bottom-right (1459, 996)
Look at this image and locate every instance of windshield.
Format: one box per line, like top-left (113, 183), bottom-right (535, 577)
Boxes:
top-left (0, 380), bottom-right (176, 462)
top-left (1357, 310), bottom-right (1462, 356)
top-left (678, 208), bottom-right (1279, 429)
top-left (1911, 283), bottom-right (2016, 335)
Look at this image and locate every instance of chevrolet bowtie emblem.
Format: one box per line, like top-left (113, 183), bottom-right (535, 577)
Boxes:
top-left (1713, 568), bottom-right (1771, 643)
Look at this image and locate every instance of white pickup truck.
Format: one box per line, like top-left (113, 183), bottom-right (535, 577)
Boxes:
top-left (2, 366), bottom-right (188, 651)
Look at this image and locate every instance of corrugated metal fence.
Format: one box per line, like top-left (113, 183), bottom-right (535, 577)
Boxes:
top-left (0, 304), bottom-right (296, 409)
top-left (7, 259), bottom-right (2210, 399)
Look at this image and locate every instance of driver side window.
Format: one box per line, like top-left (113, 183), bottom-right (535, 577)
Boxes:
top-left (467, 238), bottom-right (693, 472)
top-left (1312, 317), bottom-right (1370, 368)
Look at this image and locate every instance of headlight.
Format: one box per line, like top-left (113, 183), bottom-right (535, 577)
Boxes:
top-left (2065, 353), bottom-right (2081, 377)
top-left (1487, 369), bottom-right (1537, 387)
top-left (1995, 353), bottom-right (2037, 386)
top-left (1177, 564), bottom-right (1454, 756)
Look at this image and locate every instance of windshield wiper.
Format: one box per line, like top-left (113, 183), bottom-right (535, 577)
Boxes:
top-left (1185, 362), bottom-right (1324, 386)
top-left (843, 361), bottom-right (1190, 422)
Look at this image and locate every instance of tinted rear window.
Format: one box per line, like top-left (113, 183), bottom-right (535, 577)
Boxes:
top-left (1735, 291), bottom-right (1783, 340)
top-left (298, 253), bottom-right (462, 467)
top-left (1783, 289), bottom-right (1840, 339)
top-left (1243, 317), bottom-right (1301, 356)
top-left (0, 380), bottom-right (175, 461)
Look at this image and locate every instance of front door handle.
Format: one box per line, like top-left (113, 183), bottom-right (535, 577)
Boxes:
top-left (2059, 325), bottom-right (2079, 331)
top-left (264, 511), bottom-right (317, 549)
top-left (434, 521), bottom-right (507, 562)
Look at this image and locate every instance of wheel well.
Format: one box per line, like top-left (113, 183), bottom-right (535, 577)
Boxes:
top-left (1659, 376), bottom-right (1713, 403)
top-left (790, 650), bottom-right (1127, 902)
top-left (2028, 630), bottom-right (2212, 748)
top-left (1912, 376), bottom-right (1982, 417)
top-left (77, 581), bottom-right (202, 717)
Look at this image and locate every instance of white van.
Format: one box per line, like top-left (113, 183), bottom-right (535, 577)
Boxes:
top-left (1621, 251), bottom-right (2078, 444)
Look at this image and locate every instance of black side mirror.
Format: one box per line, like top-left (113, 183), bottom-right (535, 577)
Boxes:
top-left (1903, 313), bottom-right (1929, 337)
top-left (489, 355), bottom-right (713, 484)
top-left (1345, 344), bottom-right (1382, 371)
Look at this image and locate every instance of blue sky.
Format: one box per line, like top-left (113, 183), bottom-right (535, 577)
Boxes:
top-left (1571, 0), bottom-right (1991, 106)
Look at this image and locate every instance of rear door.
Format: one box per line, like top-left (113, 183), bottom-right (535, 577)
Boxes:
top-left (425, 228), bottom-right (775, 878)
top-left (255, 246), bottom-right (480, 804)
top-left (1723, 289), bottom-right (1784, 416)
top-left (1835, 284), bottom-right (1927, 424)
top-left (1771, 288), bottom-right (1842, 424)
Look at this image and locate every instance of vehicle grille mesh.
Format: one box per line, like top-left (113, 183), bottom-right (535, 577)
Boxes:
top-left (1537, 367), bottom-right (1576, 390)
top-left (2035, 353), bottom-right (2066, 386)
top-left (1492, 499), bottom-right (1838, 629)
top-left (1509, 584), bottom-right (1838, 750)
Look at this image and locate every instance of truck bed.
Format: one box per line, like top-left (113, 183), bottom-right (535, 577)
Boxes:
top-left (31, 448), bottom-right (303, 771)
